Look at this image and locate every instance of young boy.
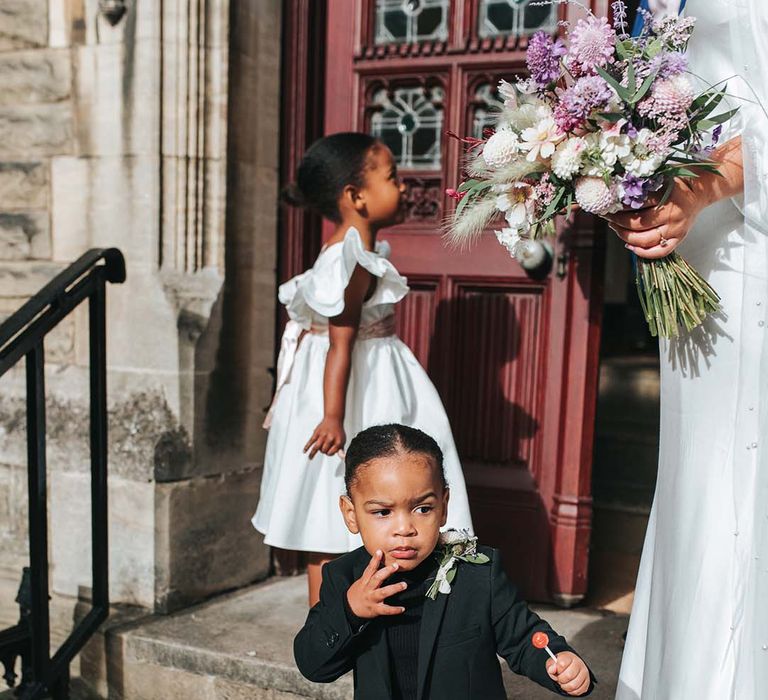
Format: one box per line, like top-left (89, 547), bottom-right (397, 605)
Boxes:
top-left (294, 424), bottom-right (596, 699)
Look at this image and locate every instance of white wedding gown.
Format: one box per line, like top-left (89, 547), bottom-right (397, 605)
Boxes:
top-left (617, 2), bottom-right (768, 698)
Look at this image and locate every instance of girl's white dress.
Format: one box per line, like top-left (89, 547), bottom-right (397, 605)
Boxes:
top-left (617, 1), bottom-right (768, 698)
top-left (253, 227), bottom-right (473, 553)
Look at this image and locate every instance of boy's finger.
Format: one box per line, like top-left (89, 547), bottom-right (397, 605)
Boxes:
top-left (370, 562), bottom-right (398, 588)
top-left (376, 603), bottom-right (405, 616)
top-left (560, 669), bottom-right (588, 694)
top-left (546, 659), bottom-right (558, 678)
top-left (376, 581), bottom-right (407, 600)
top-left (557, 662), bottom-right (578, 683)
top-left (362, 550), bottom-right (382, 582)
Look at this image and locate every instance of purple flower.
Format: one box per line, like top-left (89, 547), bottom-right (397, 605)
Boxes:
top-left (712, 125), bottom-right (723, 145)
top-left (611, 1), bottom-right (629, 38)
top-left (567, 16), bottom-right (616, 77)
top-left (553, 75), bottom-right (615, 132)
top-left (624, 122), bottom-right (639, 139)
top-left (620, 174), bottom-right (663, 209)
top-left (526, 31), bottom-right (566, 87)
top-left (646, 51), bottom-right (688, 80)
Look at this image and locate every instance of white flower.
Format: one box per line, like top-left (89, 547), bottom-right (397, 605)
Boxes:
top-left (497, 79), bottom-right (518, 109)
top-left (439, 528), bottom-right (472, 546)
top-left (599, 131), bottom-right (632, 164)
top-left (494, 182), bottom-right (536, 233)
top-left (551, 137), bottom-right (586, 180)
top-left (482, 128), bottom-right (521, 169)
top-left (496, 228), bottom-right (523, 256)
top-left (620, 128), bottom-right (665, 178)
top-left (574, 176), bottom-right (622, 215)
top-left (520, 117), bottom-right (565, 162)
top-left (507, 102), bottom-right (553, 132)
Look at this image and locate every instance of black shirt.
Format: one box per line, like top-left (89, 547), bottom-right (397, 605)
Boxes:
top-left (385, 557), bottom-right (434, 700)
top-left (343, 556), bottom-right (436, 700)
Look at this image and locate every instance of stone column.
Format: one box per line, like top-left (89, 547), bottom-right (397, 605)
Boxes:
top-left (0, 0), bottom-right (279, 620)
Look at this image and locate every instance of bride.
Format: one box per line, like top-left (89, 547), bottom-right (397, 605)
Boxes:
top-left (607, 1), bottom-right (768, 698)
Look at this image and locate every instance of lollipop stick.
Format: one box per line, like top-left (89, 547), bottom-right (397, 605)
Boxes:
top-left (544, 645), bottom-right (558, 664)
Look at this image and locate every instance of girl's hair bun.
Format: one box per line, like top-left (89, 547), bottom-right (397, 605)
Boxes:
top-left (281, 182), bottom-right (306, 208)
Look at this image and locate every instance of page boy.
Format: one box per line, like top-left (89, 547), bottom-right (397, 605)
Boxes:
top-left (294, 424), bottom-right (596, 699)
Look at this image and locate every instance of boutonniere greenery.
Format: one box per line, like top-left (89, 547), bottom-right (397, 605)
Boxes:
top-left (426, 529), bottom-right (490, 600)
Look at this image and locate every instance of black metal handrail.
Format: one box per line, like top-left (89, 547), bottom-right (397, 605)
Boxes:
top-left (0, 248), bottom-right (126, 699)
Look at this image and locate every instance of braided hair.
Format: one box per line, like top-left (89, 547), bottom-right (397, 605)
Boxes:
top-left (344, 424), bottom-right (447, 494)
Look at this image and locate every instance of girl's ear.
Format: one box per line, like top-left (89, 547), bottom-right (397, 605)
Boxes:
top-left (440, 488), bottom-right (450, 528)
top-left (341, 183), bottom-right (367, 215)
top-left (340, 495), bottom-right (360, 534)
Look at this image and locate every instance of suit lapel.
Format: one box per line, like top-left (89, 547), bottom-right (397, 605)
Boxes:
top-left (415, 588), bottom-right (448, 699)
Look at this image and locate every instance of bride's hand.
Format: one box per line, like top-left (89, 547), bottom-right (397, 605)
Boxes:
top-left (603, 137), bottom-right (744, 260)
top-left (603, 177), bottom-right (709, 260)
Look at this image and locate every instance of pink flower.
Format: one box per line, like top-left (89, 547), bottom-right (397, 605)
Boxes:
top-left (566, 16), bottom-right (616, 77)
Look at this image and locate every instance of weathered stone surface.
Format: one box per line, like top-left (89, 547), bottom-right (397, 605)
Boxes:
top-left (0, 260), bottom-right (62, 296)
top-left (73, 40), bottom-right (161, 158)
top-left (0, 161), bottom-right (47, 208)
top-left (0, 462), bottom-right (27, 558)
top-left (0, 103), bottom-right (73, 157)
top-left (0, 209), bottom-right (50, 259)
top-left (0, 389), bottom-right (190, 481)
top-left (0, 0), bottom-right (48, 51)
top-left (154, 468), bottom-right (269, 612)
top-left (0, 49), bottom-right (71, 105)
top-left (50, 471), bottom-right (155, 607)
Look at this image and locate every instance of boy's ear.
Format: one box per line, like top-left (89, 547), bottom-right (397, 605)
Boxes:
top-left (340, 495), bottom-right (360, 534)
top-left (440, 488), bottom-right (450, 528)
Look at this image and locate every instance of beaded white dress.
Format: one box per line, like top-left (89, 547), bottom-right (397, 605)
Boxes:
top-left (617, 2), bottom-right (768, 698)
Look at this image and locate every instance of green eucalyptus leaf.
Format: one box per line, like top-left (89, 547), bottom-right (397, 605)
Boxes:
top-left (631, 71), bottom-right (657, 105)
top-left (595, 66), bottom-right (633, 103)
top-left (595, 112), bottom-right (625, 123)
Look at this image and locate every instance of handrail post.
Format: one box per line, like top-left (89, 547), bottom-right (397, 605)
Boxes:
top-left (25, 343), bottom-right (50, 685)
top-left (90, 279), bottom-right (109, 611)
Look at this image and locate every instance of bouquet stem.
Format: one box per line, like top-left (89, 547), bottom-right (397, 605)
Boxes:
top-left (635, 254), bottom-right (721, 338)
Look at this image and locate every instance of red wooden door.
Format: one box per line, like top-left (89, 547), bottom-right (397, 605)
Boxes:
top-left (320, 0), bottom-right (607, 604)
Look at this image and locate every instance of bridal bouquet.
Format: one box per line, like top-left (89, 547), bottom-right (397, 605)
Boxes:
top-left (445, 2), bottom-right (737, 338)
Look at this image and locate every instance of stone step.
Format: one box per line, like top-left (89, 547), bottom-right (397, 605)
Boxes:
top-left (96, 575), bottom-right (626, 700)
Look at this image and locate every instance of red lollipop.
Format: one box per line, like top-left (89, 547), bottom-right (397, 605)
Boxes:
top-left (531, 631), bottom-right (558, 665)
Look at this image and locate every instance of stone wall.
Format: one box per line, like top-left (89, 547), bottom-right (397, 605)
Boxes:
top-left (0, 0), bottom-right (280, 617)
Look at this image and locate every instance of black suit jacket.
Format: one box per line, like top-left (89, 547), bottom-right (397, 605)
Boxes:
top-left (294, 545), bottom-right (596, 699)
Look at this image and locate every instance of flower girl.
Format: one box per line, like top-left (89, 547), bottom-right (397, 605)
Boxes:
top-left (253, 133), bottom-right (473, 605)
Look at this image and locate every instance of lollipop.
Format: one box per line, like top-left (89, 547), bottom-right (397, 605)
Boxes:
top-left (532, 631), bottom-right (558, 665)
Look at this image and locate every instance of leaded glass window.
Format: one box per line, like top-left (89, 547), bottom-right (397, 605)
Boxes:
top-left (472, 83), bottom-right (505, 139)
top-left (370, 86), bottom-right (444, 169)
top-left (478, 0), bottom-right (558, 38)
top-left (375, 0), bottom-right (449, 45)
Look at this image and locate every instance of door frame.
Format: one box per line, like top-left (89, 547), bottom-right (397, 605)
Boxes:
top-left (276, 0), bottom-right (607, 602)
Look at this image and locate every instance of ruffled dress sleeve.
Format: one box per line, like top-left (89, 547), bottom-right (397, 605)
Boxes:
top-left (278, 227), bottom-right (409, 328)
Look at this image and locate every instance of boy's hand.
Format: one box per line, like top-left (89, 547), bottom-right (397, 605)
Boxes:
top-left (546, 652), bottom-right (590, 696)
top-left (304, 417), bottom-right (346, 459)
top-left (346, 550), bottom-right (407, 619)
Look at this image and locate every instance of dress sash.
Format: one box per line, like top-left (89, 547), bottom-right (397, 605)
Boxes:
top-left (262, 315), bottom-right (396, 429)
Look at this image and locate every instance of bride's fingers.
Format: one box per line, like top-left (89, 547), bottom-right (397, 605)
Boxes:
top-left (626, 238), bottom-right (678, 260)
top-left (610, 225), bottom-right (664, 248)
top-left (605, 205), bottom-right (669, 231)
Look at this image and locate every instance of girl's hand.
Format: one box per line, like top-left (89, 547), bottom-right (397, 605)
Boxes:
top-left (546, 652), bottom-right (591, 696)
top-left (603, 177), bottom-right (709, 260)
top-left (346, 550), bottom-right (407, 619)
top-left (304, 417), bottom-right (346, 459)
